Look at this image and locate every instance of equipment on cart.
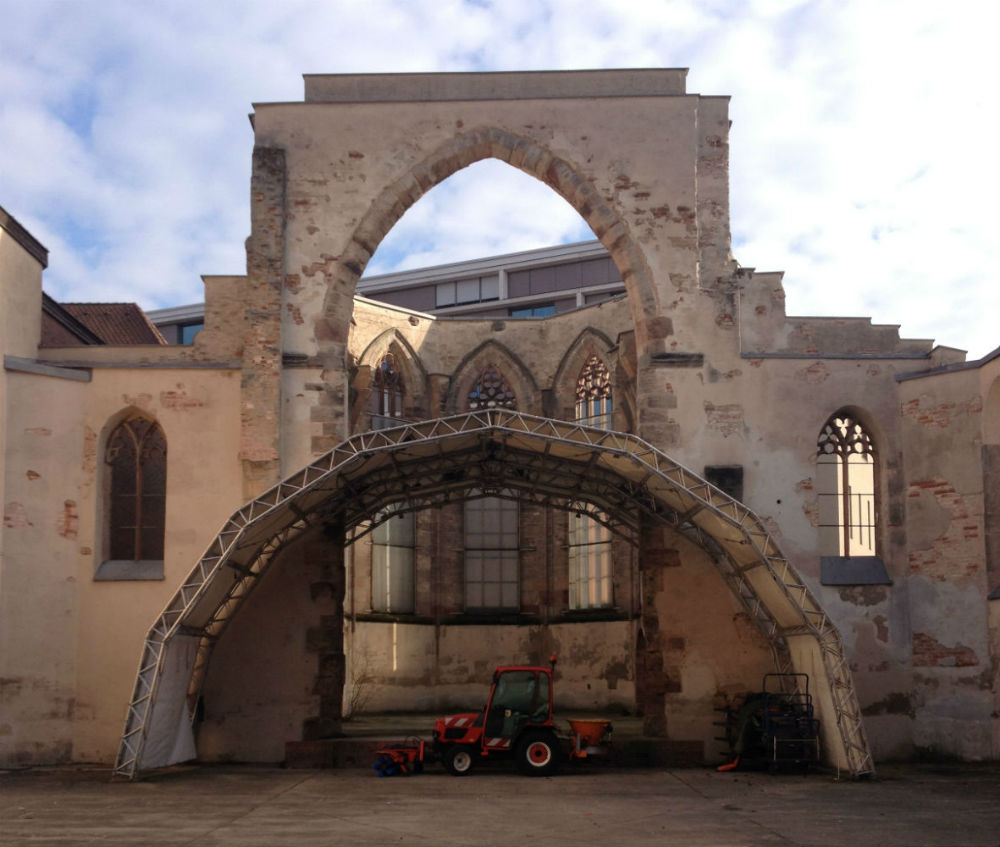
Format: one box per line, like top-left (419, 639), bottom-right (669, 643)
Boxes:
top-left (566, 718), bottom-right (613, 759)
top-left (715, 673), bottom-right (820, 773)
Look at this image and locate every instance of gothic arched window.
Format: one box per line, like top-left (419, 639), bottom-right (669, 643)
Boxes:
top-left (371, 353), bottom-right (403, 430)
top-left (816, 412), bottom-right (877, 557)
top-left (468, 364), bottom-right (516, 410)
top-left (575, 354), bottom-right (612, 429)
top-left (569, 355), bottom-right (613, 608)
top-left (106, 417), bottom-right (167, 563)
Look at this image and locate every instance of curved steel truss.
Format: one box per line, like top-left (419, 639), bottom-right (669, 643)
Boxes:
top-left (114, 411), bottom-right (874, 779)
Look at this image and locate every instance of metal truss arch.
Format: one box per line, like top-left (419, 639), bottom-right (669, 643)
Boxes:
top-left (114, 411), bottom-right (874, 779)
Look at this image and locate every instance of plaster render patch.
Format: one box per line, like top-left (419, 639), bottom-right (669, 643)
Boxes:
top-left (121, 393), bottom-right (153, 410)
top-left (703, 402), bottom-right (743, 438)
top-left (861, 692), bottom-right (915, 718)
top-left (795, 477), bottom-right (819, 527)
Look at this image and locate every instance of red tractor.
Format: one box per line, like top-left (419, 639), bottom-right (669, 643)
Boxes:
top-left (432, 657), bottom-right (562, 776)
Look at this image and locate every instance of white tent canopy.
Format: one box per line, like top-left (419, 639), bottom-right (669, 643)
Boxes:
top-left (115, 411), bottom-right (874, 778)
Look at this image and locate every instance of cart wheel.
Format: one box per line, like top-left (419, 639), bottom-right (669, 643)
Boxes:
top-left (515, 731), bottom-right (561, 776)
top-left (445, 745), bottom-right (476, 776)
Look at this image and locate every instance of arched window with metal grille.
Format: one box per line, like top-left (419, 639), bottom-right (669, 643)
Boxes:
top-left (816, 412), bottom-right (877, 557)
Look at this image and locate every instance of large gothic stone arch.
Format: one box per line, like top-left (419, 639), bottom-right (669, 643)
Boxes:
top-left (116, 412), bottom-right (874, 780)
top-left (317, 127), bottom-right (662, 358)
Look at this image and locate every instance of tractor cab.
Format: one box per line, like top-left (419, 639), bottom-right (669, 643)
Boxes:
top-left (433, 658), bottom-right (561, 776)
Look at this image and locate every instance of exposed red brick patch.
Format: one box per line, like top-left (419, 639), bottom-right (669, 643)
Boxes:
top-left (4, 502), bottom-right (32, 528)
top-left (912, 632), bottom-right (978, 667)
top-left (58, 500), bottom-right (78, 540)
top-left (285, 274), bottom-right (302, 294)
top-left (161, 390), bottom-right (204, 410)
top-left (796, 362), bottom-right (829, 383)
top-left (25, 470), bottom-right (40, 481)
top-left (286, 303), bottom-right (305, 325)
top-left (907, 477), bottom-right (981, 580)
top-left (82, 427), bottom-right (97, 474)
top-left (902, 395), bottom-right (983, 428)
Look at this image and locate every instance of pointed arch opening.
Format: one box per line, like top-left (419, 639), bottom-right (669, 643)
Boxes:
top-left (96, 412), bottom-right (167, 581)
top-left (116, 412), bottom-right (874, 781)
top-left (321, 127), bottom-right (661, 355)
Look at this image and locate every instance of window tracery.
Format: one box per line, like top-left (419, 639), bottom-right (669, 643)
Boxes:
top-left (106, 417), bottom-right (167, 562)
top-left (816, 412), bottom-right (877, 557)
top-left (468, 364), bottom-right (516, 410)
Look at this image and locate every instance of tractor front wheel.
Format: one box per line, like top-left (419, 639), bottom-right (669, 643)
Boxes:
top-left (515, 731), bottom-right (561, 776)
top-left (444, 745), bottom-right (476, 776)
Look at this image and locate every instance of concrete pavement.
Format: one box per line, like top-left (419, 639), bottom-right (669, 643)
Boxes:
top-left (1, 762), bottom-right (998, 846)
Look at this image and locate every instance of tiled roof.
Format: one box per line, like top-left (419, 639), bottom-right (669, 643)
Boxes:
top-left (60, 303), bottom-right (168, 345)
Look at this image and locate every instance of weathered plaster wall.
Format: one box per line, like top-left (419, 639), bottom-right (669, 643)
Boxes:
top-left (899, 364), bottom-right (997, 759)
top-left (1, 371), bottom-right (86, 764)
top-left (0, 365), bottom-right (243, 765)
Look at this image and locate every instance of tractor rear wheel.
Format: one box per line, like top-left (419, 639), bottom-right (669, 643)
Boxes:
top-left (444, 745), bottom-right (476, 776)
top-left (515, 731), bottom-right (561, 776)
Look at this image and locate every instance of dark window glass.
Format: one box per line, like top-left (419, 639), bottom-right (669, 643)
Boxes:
top-left (106, 418), bottom-right (167, 561)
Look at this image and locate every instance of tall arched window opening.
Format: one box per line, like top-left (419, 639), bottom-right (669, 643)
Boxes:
top-left (817, 412), bottom-right (877, 557)
top-left (105, 417), bottom-right (167, 563)
top-left (371, 353), bottom-right (403, 430)
top-left (465, 366), bottom-right (519, 609)
top-left (464, 495), bottom-right (519, 610)
top-left (371, 505), bottom-right (415, 613)
top-left (570, 355), bottom-right (613, 608)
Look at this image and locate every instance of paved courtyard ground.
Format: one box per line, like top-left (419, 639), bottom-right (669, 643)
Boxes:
top-left (1, 762), bottom-right (998, 846)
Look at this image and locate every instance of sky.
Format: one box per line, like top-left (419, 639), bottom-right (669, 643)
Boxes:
top-left (0, 0), bottom-right (997, 359)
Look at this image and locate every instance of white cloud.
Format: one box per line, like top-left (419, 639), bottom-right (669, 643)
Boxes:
top-left (0, 0), bottom-right (996, 357)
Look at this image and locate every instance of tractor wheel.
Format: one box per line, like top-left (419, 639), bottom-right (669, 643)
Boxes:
top-left (515, 731), bottom-right (561, 776)
top-left (444, 745), bottom-right (476, 776)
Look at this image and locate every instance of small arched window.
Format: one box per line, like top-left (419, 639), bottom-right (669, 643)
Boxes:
top-left (371, 353), bottom-right (403, 430)
top-left (105, 417), bottom-right (167, 563)
top-left (816, 412), bottom-right (876, 557)
top-left (468, 364), bottom-right (516, 410)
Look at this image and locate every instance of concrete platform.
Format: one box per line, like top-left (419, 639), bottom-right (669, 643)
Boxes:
top-left (1, 762), bottom-right (997, 846)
